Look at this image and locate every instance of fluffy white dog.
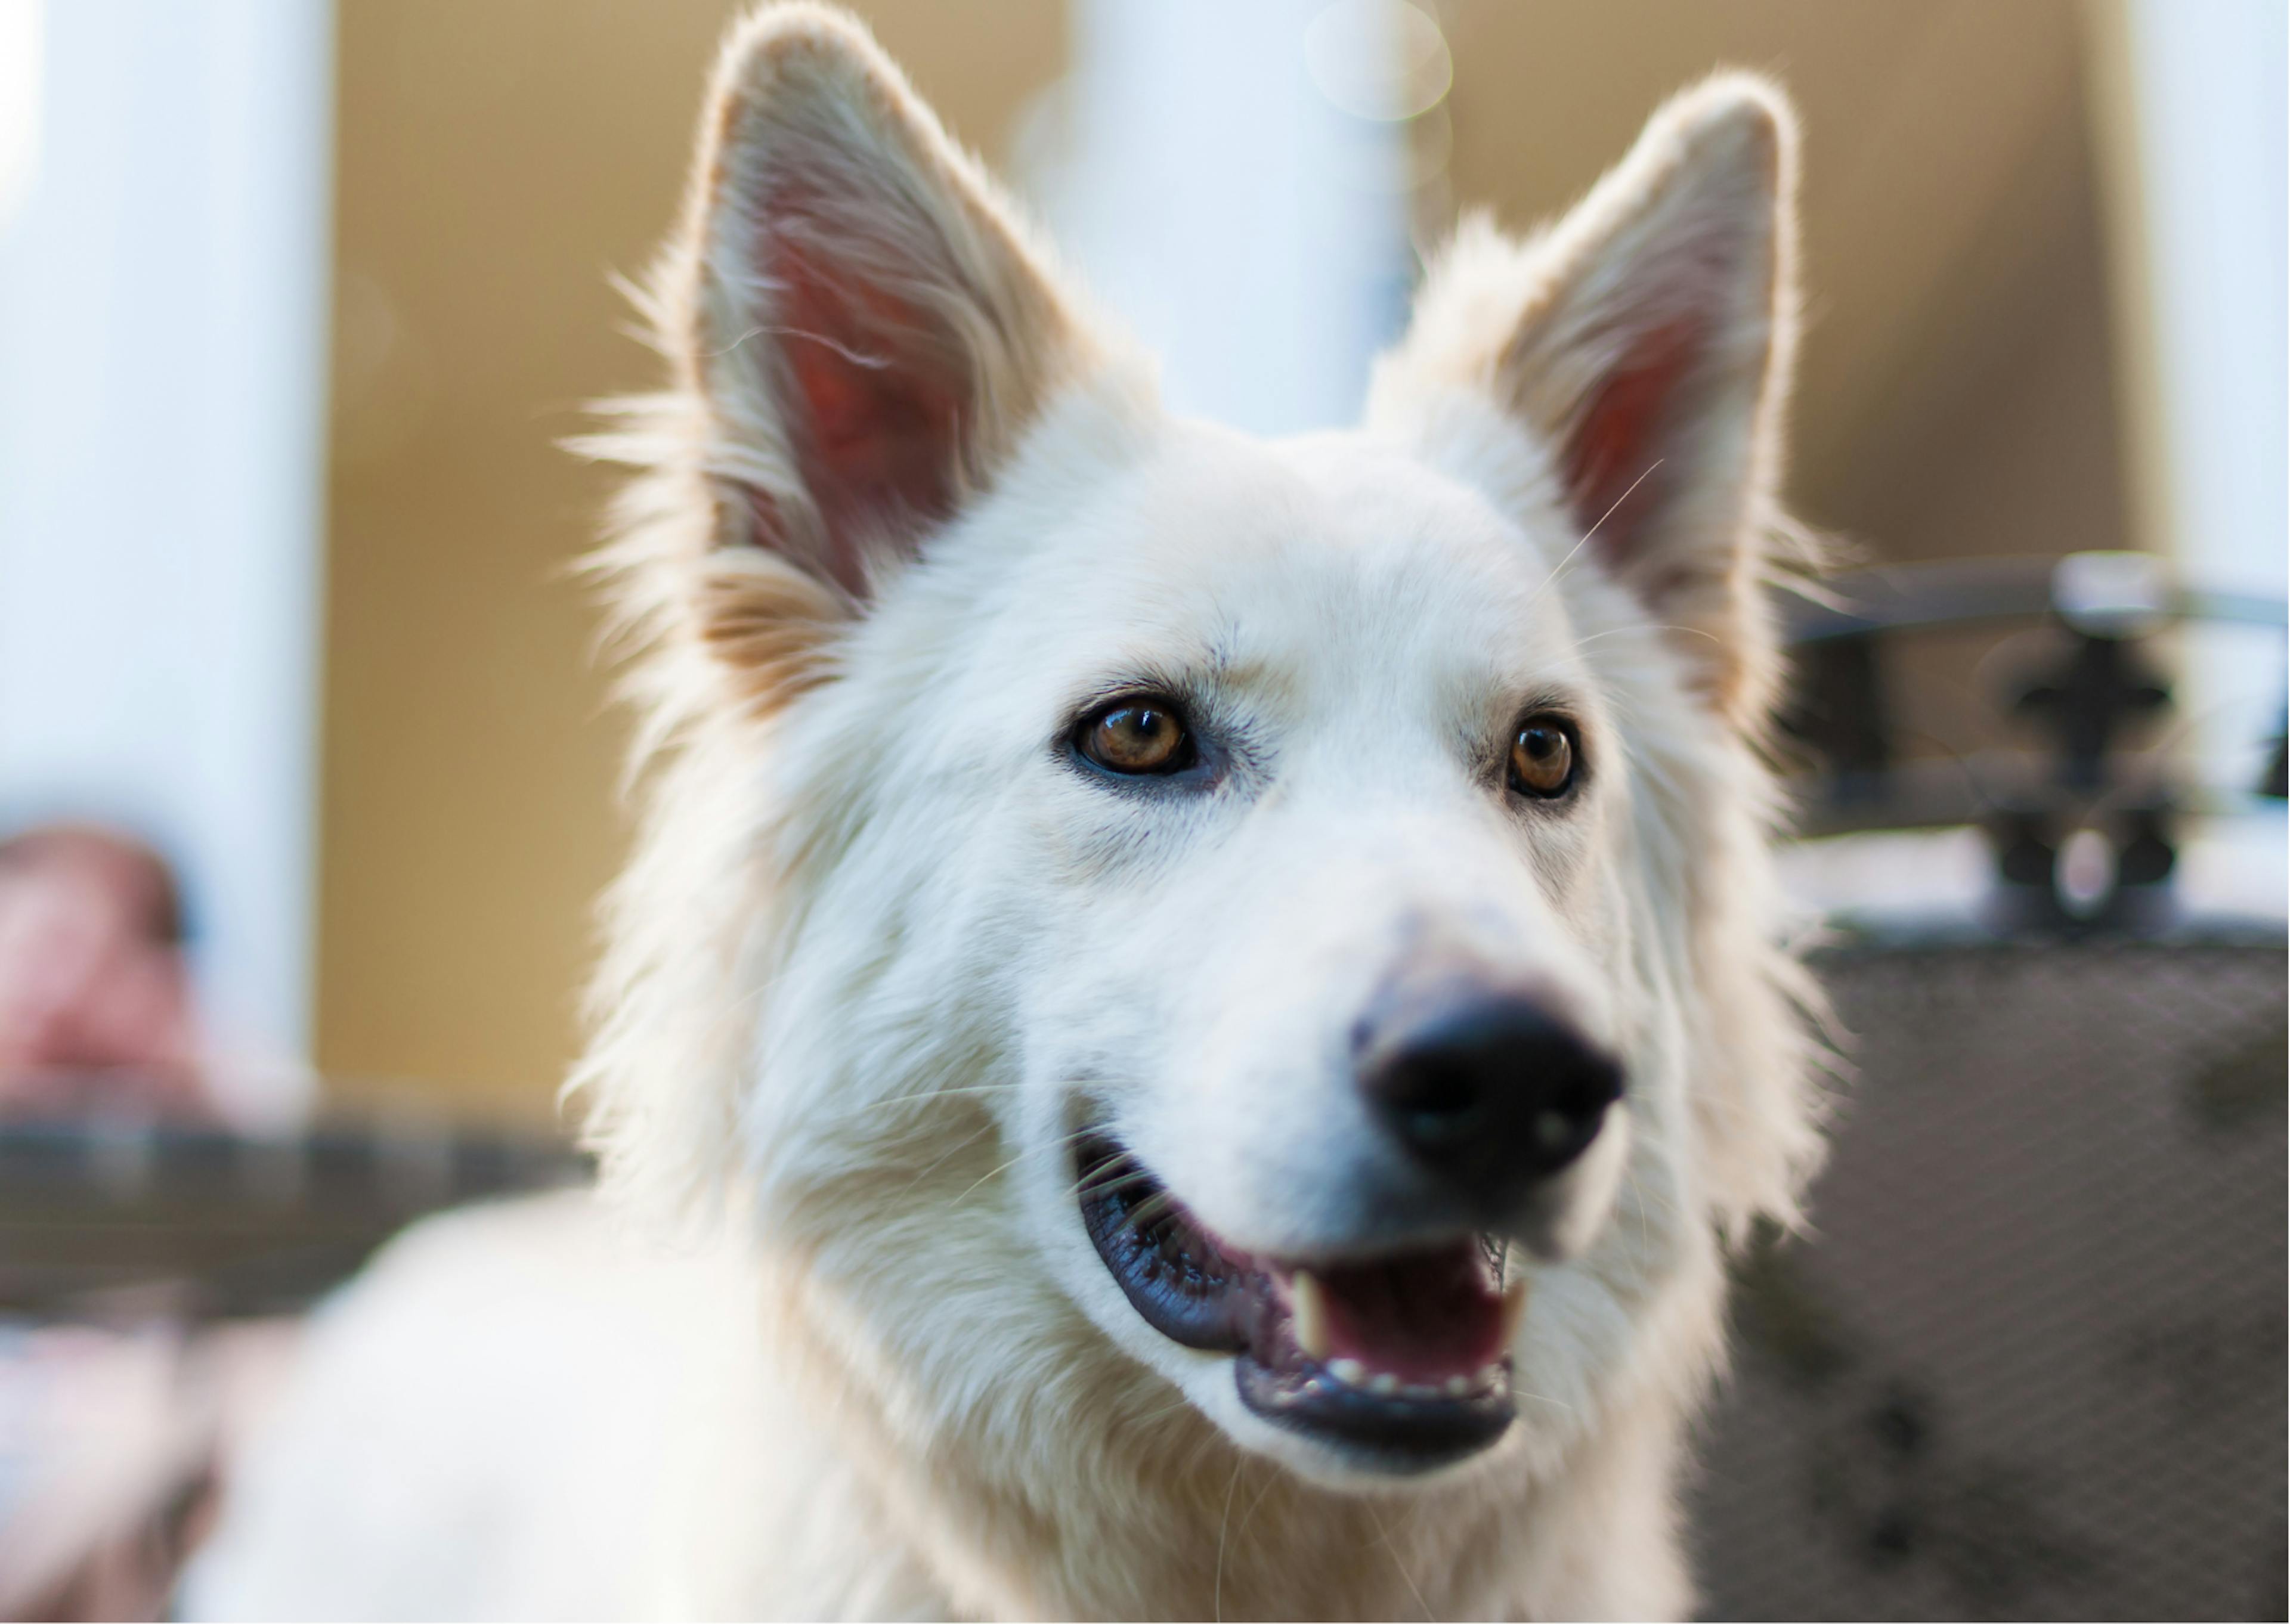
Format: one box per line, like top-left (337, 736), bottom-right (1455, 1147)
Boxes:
top-left (188, 6), bottom-right (1826, 1617)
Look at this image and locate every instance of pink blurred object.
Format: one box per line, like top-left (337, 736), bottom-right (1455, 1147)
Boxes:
top-left (0, 1320), bottom-right (301, 1621)
top-left (0, 826), bottom-right (207, 1121)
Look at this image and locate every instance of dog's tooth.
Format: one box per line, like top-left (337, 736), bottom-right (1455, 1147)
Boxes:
top-left (1327, 1357), bottom-right (1367, 1387)
top-left (1368, 1372), bottom-right (1400, 1396)
top-left (1443, 1375), bottom-right (1474, 1398)
top-left (1500, 1277), bottom-right (1531, 1347)
top-left (1289, 1269), bottom-right (1332, 1362)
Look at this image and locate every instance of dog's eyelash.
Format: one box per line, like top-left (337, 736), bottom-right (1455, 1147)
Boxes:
top-left (1062, 671), bottom-right (1199, 727)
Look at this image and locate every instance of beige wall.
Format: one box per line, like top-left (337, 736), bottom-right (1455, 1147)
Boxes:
top-left (1437, 0), bottom-right (2125, 565)
top-left (317, 2), bottom-right (1066, 1120)
top-left (315, 1), bottom-right (2124, 1121)
top-left (1436, 0), bottom-right (2131, 766)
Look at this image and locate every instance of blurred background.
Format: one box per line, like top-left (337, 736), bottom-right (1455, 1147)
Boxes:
top-left (0, 1), bottom-right (2280, 1617)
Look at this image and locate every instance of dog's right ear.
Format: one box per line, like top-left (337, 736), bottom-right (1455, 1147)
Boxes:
top-left (1367, 76), bottom-right (1800, 725)
top-left (657, 4), bottom-right (1087, 621)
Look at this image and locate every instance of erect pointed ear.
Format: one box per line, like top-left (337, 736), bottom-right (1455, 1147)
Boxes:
top-left (660, 4), bottom-right (1089, 609)
top-left (1369, 75), bottom-right (1801, 720)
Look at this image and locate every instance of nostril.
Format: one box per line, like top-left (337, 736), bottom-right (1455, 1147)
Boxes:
top-left (1532, 1108), bottom-right (1576, 1152)
top-left (1381, 1057), bottom-right (1484, 1149)
top-left (1357, 988), bottom-right (1624, 1198)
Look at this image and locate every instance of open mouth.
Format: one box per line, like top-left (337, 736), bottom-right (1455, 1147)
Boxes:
top-left (1076, 1137), bottom-right (1522, 1470)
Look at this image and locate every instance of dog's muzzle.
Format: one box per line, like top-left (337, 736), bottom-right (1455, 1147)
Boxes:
top-left (1075, 987), bottom-right (1622, 1471)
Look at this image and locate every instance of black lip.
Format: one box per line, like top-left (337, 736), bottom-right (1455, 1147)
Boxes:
top-left (1075, 1136), bottom-right (1515, 1471)
top-left (1234, 1355), bottom-right (1514, 1468)
top-left (1075, 1137), bottom-right (1249, 1353)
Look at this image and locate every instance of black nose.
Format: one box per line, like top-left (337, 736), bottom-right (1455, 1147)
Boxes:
top-left (1357, 990), bottom-right (1624, 1210)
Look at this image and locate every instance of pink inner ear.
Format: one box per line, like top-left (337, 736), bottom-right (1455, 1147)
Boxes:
top-left (762, 218), bottom-right (964, 597)
top-left (1564, 315), bottom-right (1703, 567)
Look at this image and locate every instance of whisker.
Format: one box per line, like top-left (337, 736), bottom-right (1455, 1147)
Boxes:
top-left (893, 1118), bottom-right (998, 1198)
top-left (950, 1148), bottom-right (1032, 1207)
top-left (1364, 1501), bottom-right (1434, 1623)
top-left (809, 1079), bottom-right (1028, 1131)
top-left (1121, 1192), bottom-right (1179, 1229)
top-left (1529, 458), bottom-right (1665, 605)
top-left (1214, 1458), bottom-right (1246, 1623)
top-left (1072, 1163), bottom-right (1158, 1197)
top-left (1123, 1393), bottom-right (1205, 1431)
top-left (1073, 1192), bottom-right (1181, 1234)
top-left (1506, 1382), bottom-right (1576, 1415)
top-left (1568, 621), bottom-right (1725, 649)
top-left (1072, 1177), bottom-right (1159, 1210)
top-left (946, 1123), bottom-right (1094, 1209)
top-left (1232, 1469), bottom-right (1281, 1551)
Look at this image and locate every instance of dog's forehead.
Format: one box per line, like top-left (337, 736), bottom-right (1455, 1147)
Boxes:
top-left (1004, 423), bottom-right (1589, 701)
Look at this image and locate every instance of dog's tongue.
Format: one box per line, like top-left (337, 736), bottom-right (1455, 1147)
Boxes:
top-left (1281, 1244), bottom-right (1509, 1384)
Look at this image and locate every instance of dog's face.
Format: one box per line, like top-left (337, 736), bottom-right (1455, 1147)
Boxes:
top-left (587, 6), bottom-right (1816, 1495)
top-left (970, 424), bottom-right (1649, 1476)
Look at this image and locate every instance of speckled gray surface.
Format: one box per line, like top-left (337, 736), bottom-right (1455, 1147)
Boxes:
top-left (1692, 938), bottom-right (2286, 1622)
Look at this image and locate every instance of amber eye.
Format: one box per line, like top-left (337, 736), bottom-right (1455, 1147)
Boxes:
top-left (1508, 716), bottom-right (1578, 799)
top-left (1078, 699), bottom-right (1194, 776)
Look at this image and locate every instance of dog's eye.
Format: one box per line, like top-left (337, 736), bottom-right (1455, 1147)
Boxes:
top-left (1508, 716), bottom-right (1578, 799)
top-left (1077, 700), bottom-right (1195, 776)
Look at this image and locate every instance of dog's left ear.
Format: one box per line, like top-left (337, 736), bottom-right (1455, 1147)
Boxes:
top-left (1370, 75), bottom-right (1799, 720)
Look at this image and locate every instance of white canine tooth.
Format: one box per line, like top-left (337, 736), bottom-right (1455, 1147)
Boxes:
top-left (1474, 1362), bottom-right (1505, 1387)
top-left (1289, 1269), bottom-right (1332, 1361)
top-left (1443, 1375), bottom-right (1474, 1398)
top-left (1500, 1278), bottom-right (1531, 1347)
top-left (1327, 1357), bottom-right (1368, 1387)
top-left (1368, 1372), bottom-right (1400, 1396)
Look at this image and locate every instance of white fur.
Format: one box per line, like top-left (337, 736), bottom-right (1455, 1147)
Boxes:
top-left (187, 8), bottom-right (1827, 1618)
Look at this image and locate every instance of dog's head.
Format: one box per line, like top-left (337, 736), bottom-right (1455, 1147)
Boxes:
top-left (582, 4), bottom-right (1821, 1493)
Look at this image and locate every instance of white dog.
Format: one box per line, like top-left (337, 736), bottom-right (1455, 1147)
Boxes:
top-left (188, 5), bottom-right (1825, 1617)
